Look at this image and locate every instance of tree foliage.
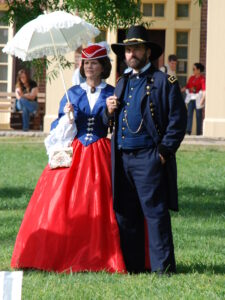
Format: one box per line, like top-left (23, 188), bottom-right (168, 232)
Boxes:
top-left (4, 0), bottom-right (142, 30)
top-left (1, 0), bottom-right (142, 81)
top-left (4, 0), bottom-right (63, 31)
top-left (66, 0), bottom-right (142, 29)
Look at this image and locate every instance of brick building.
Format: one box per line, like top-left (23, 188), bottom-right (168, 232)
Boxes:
top-left (200, 0), bottom-right (207, 70)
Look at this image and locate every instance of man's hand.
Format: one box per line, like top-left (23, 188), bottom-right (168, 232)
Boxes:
top-left (159, 154), bottom-right (166, 165)
top-left (106, 95), bottom-right (119, 115)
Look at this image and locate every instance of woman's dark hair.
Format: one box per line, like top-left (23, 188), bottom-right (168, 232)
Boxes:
top-left (194, 63), bottom-right (205, 73)
top-left (80, 57), bottom-right (112, 79)
top-left (16, 69), bottom-right (31, 90)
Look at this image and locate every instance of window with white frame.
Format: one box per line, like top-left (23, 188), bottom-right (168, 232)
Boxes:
top-left (176, 31), bottom-right (188, 87)
top-left (0, 11), bottom-right (9, 92)
top-left (176, 2), bottom-right (189, 19)
top-left (143, 3), bottom-right (165, 17)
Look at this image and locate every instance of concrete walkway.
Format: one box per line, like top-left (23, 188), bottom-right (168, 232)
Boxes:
top-left (0, 130), bottom-right (47, 138)
top-left (182, 135), bottom-right (225, 146)
top-left (1, 130), bottom-right (225, 146)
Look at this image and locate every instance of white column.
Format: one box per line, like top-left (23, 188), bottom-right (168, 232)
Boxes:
top-left (203, 0), bottom-right (225, 138)
top-left (106, 28), bottom-right (117, 87)
top-left (0, 22), bottom-right (13, 130)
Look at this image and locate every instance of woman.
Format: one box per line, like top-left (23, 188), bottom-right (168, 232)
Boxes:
top-left (11, 44), bottom-right (126, 273)
top-left (15, 69), bottom-right (38, 131)
top-left (185, 63), bottom-right (206, 135)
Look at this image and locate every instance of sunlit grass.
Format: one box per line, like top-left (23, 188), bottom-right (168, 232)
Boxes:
top-left (0, 138), bottom-right (224, 299)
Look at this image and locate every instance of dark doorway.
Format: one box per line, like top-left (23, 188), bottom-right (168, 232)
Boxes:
top-left (116, 29), bottom-right (165, 78)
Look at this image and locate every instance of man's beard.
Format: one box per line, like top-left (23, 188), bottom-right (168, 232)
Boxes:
top-left (126, 51), bottom-right (149, 71)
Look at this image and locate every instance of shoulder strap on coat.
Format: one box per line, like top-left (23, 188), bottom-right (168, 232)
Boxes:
top-left (146, 64), bottom-right (157, 82)
top-left (168, 75), bottom-right (177, 84)
top-left (114, 73), bottom-right (129, 100)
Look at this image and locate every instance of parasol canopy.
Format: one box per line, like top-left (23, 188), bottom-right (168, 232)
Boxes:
top-left (2, 11), bottom-right (100, 61)
top-left (2, 11), bottom-right (100, 108)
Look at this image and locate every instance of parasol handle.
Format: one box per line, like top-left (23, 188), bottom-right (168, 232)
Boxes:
top-left (49, 29), bottom-right (74, 122)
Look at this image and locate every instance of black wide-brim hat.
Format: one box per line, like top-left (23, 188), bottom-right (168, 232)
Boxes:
top-left (111, 25), bottom-right (163, 60)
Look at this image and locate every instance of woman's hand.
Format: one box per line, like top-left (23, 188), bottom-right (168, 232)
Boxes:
top-left (64, 102), bottom-right (74, 114)
top-left (200, 97), bottom-right (205, 107)
top-left (18, 90), bottom-right (22, 97)
top-left (15, 88), bottom-right (23, 99)
top-left (22, 87), bottom-right (38, 101)
top-left (64, 102), bottom-right (74, 123)
top-left (106, 95), bottom-right (119, 115)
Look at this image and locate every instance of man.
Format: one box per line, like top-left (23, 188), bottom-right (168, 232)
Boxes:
top-left (160, 54), bottom-right (177, 76)
top-left (104, 25), bottom-right (187, 274)
top-left (72, 65), bottom-right (85, 86)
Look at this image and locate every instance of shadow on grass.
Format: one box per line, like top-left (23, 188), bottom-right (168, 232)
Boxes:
top-left (0, 214), bottom-right (24, 243)
top-left (177, 262), bottom-right (225, 275)
top-left (178, 186), bottom-right (225, 217)
top-left (0, 187), bottom-right (33, 210)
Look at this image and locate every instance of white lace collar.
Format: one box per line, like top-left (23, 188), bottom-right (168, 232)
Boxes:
top-left (80, 81), bottom-right (107, 92)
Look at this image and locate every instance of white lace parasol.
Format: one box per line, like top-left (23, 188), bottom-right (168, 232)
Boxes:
top-left (2, 11), bottom-right (100, 106)
top-left (3, 11), bottom-right (100, 61)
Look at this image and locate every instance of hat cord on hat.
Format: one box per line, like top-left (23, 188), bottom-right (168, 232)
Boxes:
top-left (123, 38), bottom-right (146, 44)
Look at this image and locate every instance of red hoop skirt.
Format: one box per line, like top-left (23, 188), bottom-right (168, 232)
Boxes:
top-left (11, 138), bottom-right (126, 273)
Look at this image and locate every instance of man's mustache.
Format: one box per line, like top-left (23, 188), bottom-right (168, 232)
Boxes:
top-left (130, 56), bottom-right (139, 60)
top-left (126, 56), bottom-right (140, 63)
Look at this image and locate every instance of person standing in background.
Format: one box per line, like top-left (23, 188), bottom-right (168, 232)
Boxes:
top-left (184, 63), bottom-right (206, 135)
top-left (72, 60), bottom-right (85, 86)
top-left (72, 47), bottom-right (85, 86)
top-left (160, 54), bottom-right (177, 76)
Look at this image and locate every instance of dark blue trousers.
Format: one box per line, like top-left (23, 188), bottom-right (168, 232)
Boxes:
top-left (115, 147), bottom-right (176, 273)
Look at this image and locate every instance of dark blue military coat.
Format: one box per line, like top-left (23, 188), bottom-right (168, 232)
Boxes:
top-left (104, 65), bottom-right (187, 212)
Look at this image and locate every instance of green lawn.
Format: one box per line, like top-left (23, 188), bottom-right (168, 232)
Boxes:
top-left (0, 138), bottom-right (224, 300)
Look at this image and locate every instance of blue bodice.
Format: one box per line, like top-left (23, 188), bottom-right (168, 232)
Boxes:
top-left (51, 84), bottom-right (114, 146)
